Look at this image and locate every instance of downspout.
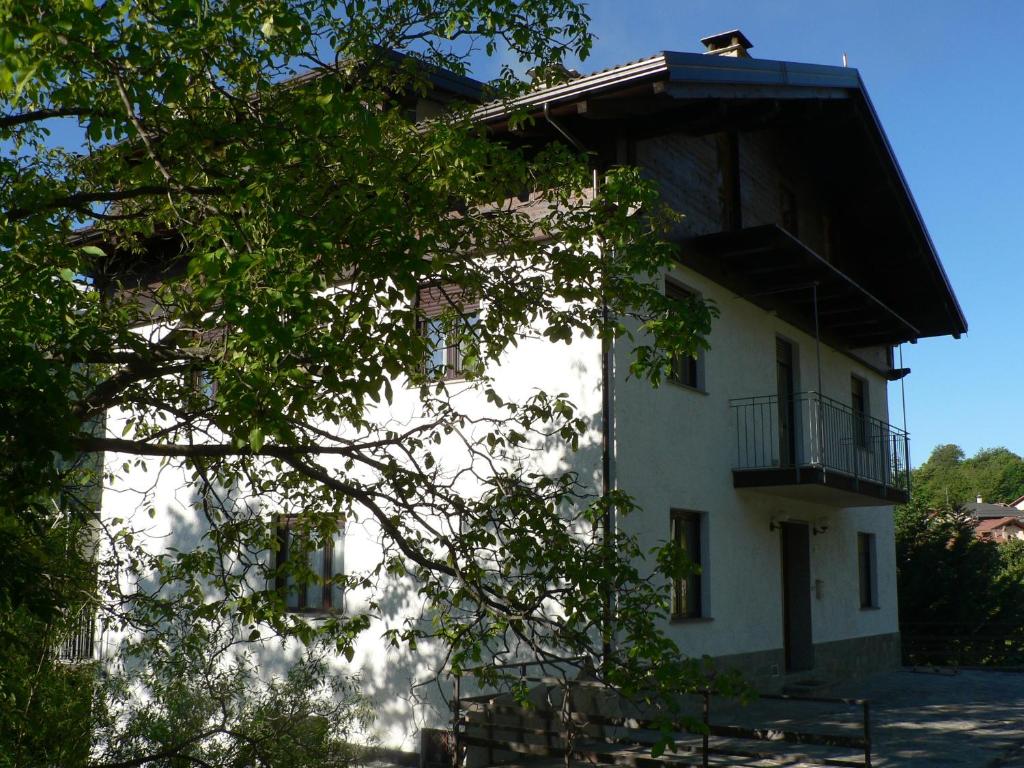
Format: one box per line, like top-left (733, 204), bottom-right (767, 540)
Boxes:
top-left (542, 103), bottom-right (615, 666)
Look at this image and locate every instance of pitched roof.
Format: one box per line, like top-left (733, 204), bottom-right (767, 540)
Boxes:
top-left (476, 48), bottom-right (966, 343)
top-left (964, 501), bottom-right (1022, 519)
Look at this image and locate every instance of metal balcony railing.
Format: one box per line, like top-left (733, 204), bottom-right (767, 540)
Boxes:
top-left (56, 606), bottom-right (96, 663)
top-left (730, 391), bottom-right (910, 496)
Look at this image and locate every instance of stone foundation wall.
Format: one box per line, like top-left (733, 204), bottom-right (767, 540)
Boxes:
top-left (713, 632), bottom-right (902, 692)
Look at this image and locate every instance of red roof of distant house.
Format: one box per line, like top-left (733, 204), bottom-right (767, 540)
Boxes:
top-left (974, 517), bottom-right (1024, 538)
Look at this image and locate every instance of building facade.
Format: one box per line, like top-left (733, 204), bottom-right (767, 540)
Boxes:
top-left (97, 32), bottom-right (966, 752)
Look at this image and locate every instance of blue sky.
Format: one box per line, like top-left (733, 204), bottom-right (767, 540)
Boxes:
top-left (471, 0), bottom-right (1023, 466)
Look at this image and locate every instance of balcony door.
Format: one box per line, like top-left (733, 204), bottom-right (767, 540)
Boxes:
top-left (776, 338), bottom-right (797, 467)
top-left (781, 521), bottom-right (814, 672)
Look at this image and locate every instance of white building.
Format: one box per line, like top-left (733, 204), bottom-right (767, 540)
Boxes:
top-left (96, 31), bottom-right (966, 755)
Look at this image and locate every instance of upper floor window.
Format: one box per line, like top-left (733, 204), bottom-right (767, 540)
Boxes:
top-left (274, 516), bottom-right (344, 613)
top-left (417, 285), bottom-right (480, 380)
top-left (670, 510), bottom-right (705, 620)
top-left (665, 280), bottom-right (705, 391)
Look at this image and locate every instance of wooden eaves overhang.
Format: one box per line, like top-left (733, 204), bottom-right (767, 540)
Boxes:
top-left (476, 50), bottom-right (968, 347)
top-left (683, 225), bottom-right (920, 348)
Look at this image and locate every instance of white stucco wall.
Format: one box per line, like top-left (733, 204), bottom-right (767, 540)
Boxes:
top-left (613, 262), bottom-right (899, 667)
top-left (99, 305), bottom-right (606, 751)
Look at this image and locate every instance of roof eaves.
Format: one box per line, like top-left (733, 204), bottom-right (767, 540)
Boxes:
top-left (661, 50), bottom-right (861, 90)
top-left (473, 53), bottom-right (669, 122)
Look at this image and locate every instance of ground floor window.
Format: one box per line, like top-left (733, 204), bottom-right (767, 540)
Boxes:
top-left (274, 516), bottom-right (345, 613)
top-left (858, 532), bottom-right (878, 609)
top-left (671, 510), bottom-right (705, 619)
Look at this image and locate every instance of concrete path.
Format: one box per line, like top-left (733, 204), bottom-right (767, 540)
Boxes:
top-left (829, 668), bottom-right (1024, 767)
top-left (641, 668), bottom-right (1024, 766)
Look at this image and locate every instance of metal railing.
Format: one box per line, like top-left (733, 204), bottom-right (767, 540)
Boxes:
top-left (730, 392), bottom-right (910, 495)
top-left (451, 668), bottom-right (873, 768)
top-left (56, 606), bottom-right (96, 663)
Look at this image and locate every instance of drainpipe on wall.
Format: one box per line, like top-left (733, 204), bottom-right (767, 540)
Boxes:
top-left (542, 104), bottom-right (615, 667)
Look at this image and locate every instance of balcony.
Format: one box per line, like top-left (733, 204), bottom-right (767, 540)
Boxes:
top-left (56, 606), bottom-right (96, 664)
top-left (730, 392), bottom-right (910, 506)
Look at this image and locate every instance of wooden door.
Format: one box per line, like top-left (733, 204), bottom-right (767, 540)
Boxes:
top-left (781, 521), bottom-right (814, 672)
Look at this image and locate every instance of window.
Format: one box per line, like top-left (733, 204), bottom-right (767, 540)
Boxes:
top-left (857, 532), bottom-right (877, 609)
top-left (665, 280), bottom-right (704, 391)
top-left (851, 375), bottom-right (869, 449)
top-left (670, 510), bottom-right (704, 619)
top-left (275, 516), bottom-right (344, 613)
top-left (417, 286), bottom-right (480, 380)
top-left (190, 368), bottom-right (217, 403)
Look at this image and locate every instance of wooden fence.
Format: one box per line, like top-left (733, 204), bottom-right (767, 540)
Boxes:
top-left (449, 663), bottom-right (872, 768)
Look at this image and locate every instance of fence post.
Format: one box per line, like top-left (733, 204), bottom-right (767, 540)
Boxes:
top-left (486, 706), bottom-right (494, 766)
top-left (452, 674), bottom-right (461, 768)
top-left (862, 699), bottom-right (872, 768)
top-left (702, 689), bottom-right (710, 768)
top-left (519, 664), bottom-right (527, 748)
top-left (562, 681), bottom-right (574, 768)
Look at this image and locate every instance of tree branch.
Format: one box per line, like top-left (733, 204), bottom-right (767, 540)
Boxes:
top-left (0, 107), bottom-right (117, 129)
top-left (74, 436), bottom-right (364, 459)
top-left (6, 185), bottom-right (223, 221)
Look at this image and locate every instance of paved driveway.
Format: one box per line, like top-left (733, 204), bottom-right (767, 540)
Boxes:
top-left (831, 668), bottom-right (1024, 767)
top-left (686, 668), bottom-right (1024, 766)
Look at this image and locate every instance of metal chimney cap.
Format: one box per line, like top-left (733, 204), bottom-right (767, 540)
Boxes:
top-left (700, 29), bottom-right (754, 55)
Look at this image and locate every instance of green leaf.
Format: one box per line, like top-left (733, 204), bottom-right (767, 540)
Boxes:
top-left (249, 426), bottom-right (264, 452)
top-left (80, 245), bottom-right (106, 257)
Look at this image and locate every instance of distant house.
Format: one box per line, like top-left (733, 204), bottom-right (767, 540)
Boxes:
top-left (964, 496), bottom-right (1024, 543)
top-left (964, 497), bottom-right (1019, 520)
top-left (974, 517), bottom-right (1024, 543)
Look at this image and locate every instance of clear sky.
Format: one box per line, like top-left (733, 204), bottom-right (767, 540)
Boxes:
top-left (470, 0), bottom-right (1024, 467)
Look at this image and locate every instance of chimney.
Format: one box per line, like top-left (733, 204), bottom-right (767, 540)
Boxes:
top-left (701, 29), bottom-right (753, 58)
top-left (978, 494), bottom-right (984, 504)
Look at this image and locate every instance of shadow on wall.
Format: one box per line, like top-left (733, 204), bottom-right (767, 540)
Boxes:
top-left (104, 369), bottom-right (614, 752)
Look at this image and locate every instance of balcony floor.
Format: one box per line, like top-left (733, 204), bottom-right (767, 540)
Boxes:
top-left (733, 465), bottom-right (909, 507)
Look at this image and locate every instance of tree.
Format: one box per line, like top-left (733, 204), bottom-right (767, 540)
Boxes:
top-left (89, 617), bottom-right (375, 768)
top-left (912, 443), bottom-right (1024, 508)
top-left (1, 0), bottom-right (720, 755)
top-left (895, 496), bottom-right (1024, 667)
